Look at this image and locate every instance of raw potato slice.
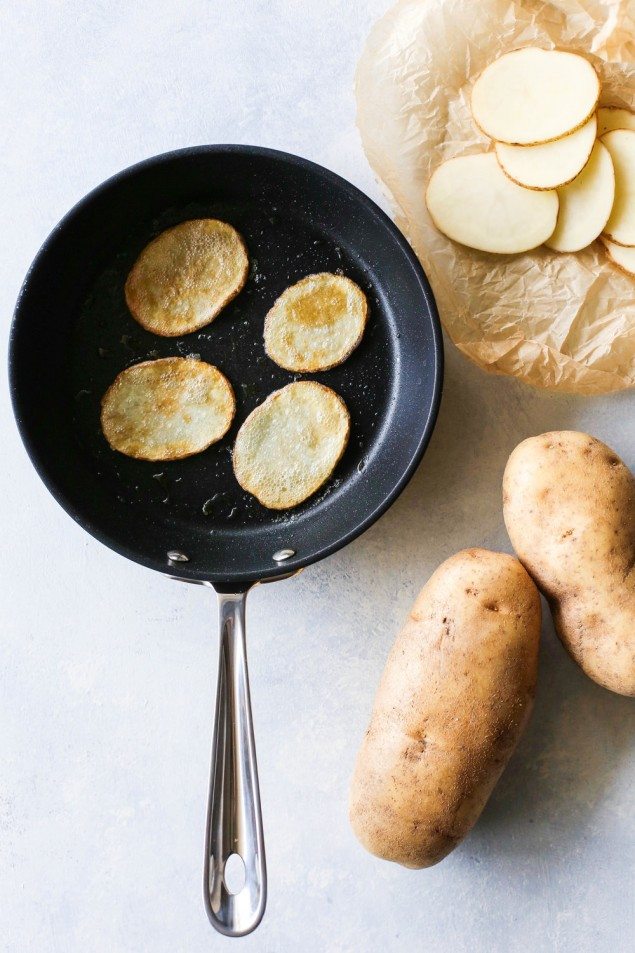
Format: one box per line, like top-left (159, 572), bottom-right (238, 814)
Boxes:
top-left (471, 48), bottom-right (600, 145)
top-left (496, 115), bottom-right (597, 190)
top-left (601, 130), bottom-right (635, 247)
top-left (426, 153), bottom-right (558, 254)
top-left (125, 219), bottom-right (249, 336)
top-left (264, 273), bottom-right (368, 372)
top-left (601, 237), bottom-right (635, 277)
top-left (546, 141), bottom-right (615, 253)
top-left (597, 106), bottom-right (635, 136)
top-left (233, 381), bottom-right (350, 510)
top-left (101, 357), bottom-right (235, 461)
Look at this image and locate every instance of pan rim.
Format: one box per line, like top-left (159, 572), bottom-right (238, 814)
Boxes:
top-left (9, 144), bottom-right (443, 586)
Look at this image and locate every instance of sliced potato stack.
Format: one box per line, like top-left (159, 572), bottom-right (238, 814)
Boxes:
top-left (425, 46), bottom-right (634, 277)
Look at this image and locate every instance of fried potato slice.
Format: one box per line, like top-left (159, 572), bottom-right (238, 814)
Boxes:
top-left (125, 219), bottom-right (248, 336)
top-left (601, 130), bottom-right (635, 247)
top-left (471, 48), bottom-right (600, 146)
top-left (263, 273), bottom-right (368, 372)
top-left (101, 357), bottom-right (235, 460)
top-left (546, 141), bottom-right (615, 253)
top-left (426, 153), bottom-right (558, 254)
top-left (496, 115), bottom-right (597, 191)
top-left (233, 381), bottom-right (350, 510)
top-left (601, 237), bottom-right (635, 277)
top-left (597, 106), bottom-right (635, 137)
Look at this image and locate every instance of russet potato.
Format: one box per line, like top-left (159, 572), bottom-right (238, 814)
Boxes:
top-left (503, 431), bottom-right (635, 697)
top-left (349, 549), bottom-right (541, 868)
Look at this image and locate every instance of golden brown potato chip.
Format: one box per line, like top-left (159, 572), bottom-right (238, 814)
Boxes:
top-left (264, 273), bottom-right (368, 371)
top-left (125, 219), bottom-right (248, 336)
top-left (101, 357), bottom-right (235, 460)
top-left (233, 381), bottom-right (350, 509)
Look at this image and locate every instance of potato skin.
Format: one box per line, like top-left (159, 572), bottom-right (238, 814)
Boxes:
top-left (349, 549), bottom-right (541, 868)
top-left (503, 431), bottom-right (635, 697)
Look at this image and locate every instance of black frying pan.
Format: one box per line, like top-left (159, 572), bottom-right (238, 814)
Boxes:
top-left (9, 145), bottom-right (442, 936)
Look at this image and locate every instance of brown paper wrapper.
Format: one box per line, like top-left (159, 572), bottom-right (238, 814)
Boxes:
top-left (355, 0), bottom-right (635, 393)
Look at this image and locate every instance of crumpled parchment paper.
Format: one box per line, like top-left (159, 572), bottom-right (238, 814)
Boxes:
top-left (356, 0), bottom-right (635, 393)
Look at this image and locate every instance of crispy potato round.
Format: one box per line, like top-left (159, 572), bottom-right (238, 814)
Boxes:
top-left (503, 431), bottom-right (635, 696)
top-left (125, 219), bottom-right (249, 336)
top-left (263, 273), bottom-right (368, 372)
top-left (349, 549), bottom-right (541, 868)
top-left (101, 357), bottom-right (235, 461)
top-left (232, 381), bottom-right (350, 510)
top-left (471, 48), bottom-right (600, 146)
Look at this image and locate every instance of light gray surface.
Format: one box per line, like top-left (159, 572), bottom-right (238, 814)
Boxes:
top-left (1, 2), bottom-right (633, 951)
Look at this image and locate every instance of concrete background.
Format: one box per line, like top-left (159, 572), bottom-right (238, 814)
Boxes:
top-left (1, 2), bottom-right (633, 951)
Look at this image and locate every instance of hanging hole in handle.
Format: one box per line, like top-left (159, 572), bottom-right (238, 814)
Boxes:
top-left (223, 853), bottom-right (246, 895)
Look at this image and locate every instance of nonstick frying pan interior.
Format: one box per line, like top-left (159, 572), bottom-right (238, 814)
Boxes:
top-left (10, 146), bottom-right (442, 587)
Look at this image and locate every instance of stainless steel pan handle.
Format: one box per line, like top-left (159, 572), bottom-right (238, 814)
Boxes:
top-left (204, 589), bottom-right (266, 937)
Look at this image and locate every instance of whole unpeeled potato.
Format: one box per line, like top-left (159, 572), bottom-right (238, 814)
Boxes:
top-left (503, 431), bottom-right (635, 697)
top-left (349, 549), bottom-right (541, 868)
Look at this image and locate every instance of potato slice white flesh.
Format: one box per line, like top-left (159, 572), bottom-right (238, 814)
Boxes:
top-left (233, 381), bottom-right (350, 510)
top-left (426, 153), bottom-right (558, 254)
top-left (471, 48), bottom-right (600, 145)
top-left (601, 237), bottom-right (635, 277)
top-left (101, 358), bottom-right (235, 461)
top-left (496, 115), bottom-right (597, 190)
top-left (597, 107), bottom-right (635, 136)
top-left (264, 273), bottom-right (368, 372)
top-left (601, 130), bottom-right (635, 246)
top-left (546, 141), bottom-right (615, 252)
top-left (125, 219), bottom-right (248, 336)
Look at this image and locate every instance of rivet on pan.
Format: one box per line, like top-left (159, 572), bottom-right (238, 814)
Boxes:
top-left (273, 548), bottom-right (295, 562)
top-left (167, 550), bottom-right (189, 563)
